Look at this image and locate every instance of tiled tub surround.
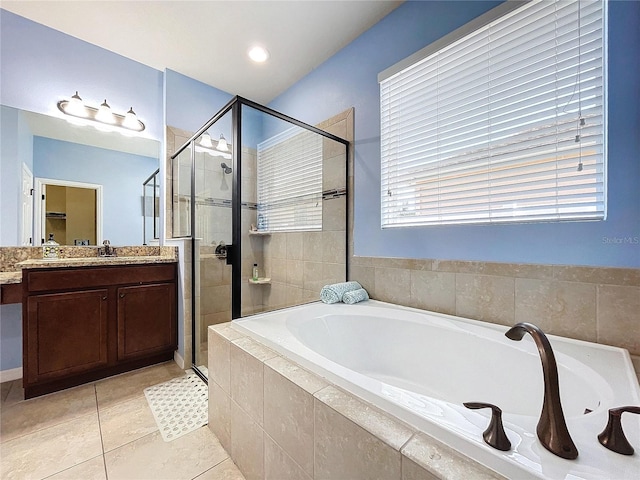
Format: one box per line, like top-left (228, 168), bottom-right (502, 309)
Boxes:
top-left (350, 256), bottom-right (640, 380)
top-left (219, 302), bottom-right (639, 480)
top-left (208, 323), bottom-right (507, 480)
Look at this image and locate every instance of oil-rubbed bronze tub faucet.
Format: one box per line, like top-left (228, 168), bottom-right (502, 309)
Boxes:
top-left (505, 322), bottom-right (579, 460)
top-left (598, 406), bottom-right (640, 455)
top-left (463, 402), bottom-right (512, 451)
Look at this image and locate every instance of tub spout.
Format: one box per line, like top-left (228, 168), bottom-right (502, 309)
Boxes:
top-left (505, 322), bottom-right (578, 460)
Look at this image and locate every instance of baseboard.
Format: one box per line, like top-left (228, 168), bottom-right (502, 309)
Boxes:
top-left (173, 350), bottom-right (185, 370)
top-left (0, 367), bottom-right (23, 383)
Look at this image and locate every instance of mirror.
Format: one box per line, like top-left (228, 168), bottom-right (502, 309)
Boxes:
top-left (0, 105), bottom-right (160, 246)
top-left (143, 168), bottom-right (160, 245)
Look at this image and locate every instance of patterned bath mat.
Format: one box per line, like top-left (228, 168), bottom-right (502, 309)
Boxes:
top-left (144, 372), bottom-right (208, 442)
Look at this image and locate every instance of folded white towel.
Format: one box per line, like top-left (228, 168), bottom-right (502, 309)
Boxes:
top-left (342, 288), bottom-right (369, 305)
top-left (320, 281), bottom-right (362, 304)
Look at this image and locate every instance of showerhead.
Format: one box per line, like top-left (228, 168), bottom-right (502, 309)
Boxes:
top-left (221, 162), bottom-right (232, 174)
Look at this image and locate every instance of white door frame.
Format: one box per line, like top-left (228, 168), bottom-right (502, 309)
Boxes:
top-left (34, 177), bottom-right (103, 245)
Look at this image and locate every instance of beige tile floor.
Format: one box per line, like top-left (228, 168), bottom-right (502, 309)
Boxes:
top-left (0, 362), bottom-right (245, 480)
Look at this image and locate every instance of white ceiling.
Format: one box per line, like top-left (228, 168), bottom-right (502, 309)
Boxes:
top-left (1, 0), bottom-right (403, 104)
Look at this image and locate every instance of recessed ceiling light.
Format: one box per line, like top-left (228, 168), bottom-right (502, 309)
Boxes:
top-left (248, 45), bottom-right (270, 63)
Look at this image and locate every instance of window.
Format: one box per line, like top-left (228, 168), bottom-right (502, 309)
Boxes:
top-left (380, 0), bottom-right (606, 227)
top-left (257, 127), bottom-right (323, 232)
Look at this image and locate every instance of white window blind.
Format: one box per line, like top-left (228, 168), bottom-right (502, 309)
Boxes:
top-left (380, 0), bottom-right (606, 227)
top-left (257, 127), bottom-right (323, 232)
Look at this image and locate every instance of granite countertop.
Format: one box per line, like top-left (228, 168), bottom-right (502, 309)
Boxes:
top-left (0, 246), bottom-right (178, 286)
top-left (17, 255), bottom-right (177, 270)
top-left (0, 272), bottom-right (22, 284)
top-left (0, 246), bottom-right (178, 285)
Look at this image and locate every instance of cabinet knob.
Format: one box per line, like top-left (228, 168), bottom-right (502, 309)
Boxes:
top-left (102, 296), bottom-right (107, 300)
top-left (119, 293), bottom-right (126, 298)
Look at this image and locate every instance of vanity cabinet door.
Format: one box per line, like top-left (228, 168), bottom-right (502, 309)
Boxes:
top-left (25, 289), bottom-right (109, 384)
top-left (116, 283), bottom-right (176, 361)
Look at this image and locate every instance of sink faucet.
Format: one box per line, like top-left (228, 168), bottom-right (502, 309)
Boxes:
top-left (505, 322), bottom-right (579, 459)
top-left (98, 240), bottom-right (116, 257)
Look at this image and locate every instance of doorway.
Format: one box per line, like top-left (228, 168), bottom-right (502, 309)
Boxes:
top-left (35, 178), bottom-right (103, 245)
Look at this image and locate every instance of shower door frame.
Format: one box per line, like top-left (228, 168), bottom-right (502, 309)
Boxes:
top-left (172, 96), bottom-right (350, 383)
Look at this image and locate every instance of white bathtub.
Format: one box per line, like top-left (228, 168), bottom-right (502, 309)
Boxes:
top-left (233, 300), bottom-right (640, 480)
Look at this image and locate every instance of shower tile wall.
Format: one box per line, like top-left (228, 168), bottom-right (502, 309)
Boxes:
top-left (167, 127), bottom-right (263, 354)
top-left (200, 146), bottom-right (263, 339)
top-left (241, 146), bottom-right (264, 317)
top-left (165, 126), bottom-right (192, 239)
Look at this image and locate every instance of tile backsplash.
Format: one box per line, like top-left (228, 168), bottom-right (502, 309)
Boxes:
top-left (350, 256), bottom-right (640, 362)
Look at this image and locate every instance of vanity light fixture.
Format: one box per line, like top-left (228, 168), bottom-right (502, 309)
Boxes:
top-left (57, 92), bottom-right (145, 133)
top-left (195, 132), bottom-right (231, 159)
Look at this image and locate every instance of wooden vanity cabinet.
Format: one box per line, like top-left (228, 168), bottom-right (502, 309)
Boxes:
top-left (117, 282), bottom-right (176, 361)
top-left (23, 263), bottom-right (177, 398)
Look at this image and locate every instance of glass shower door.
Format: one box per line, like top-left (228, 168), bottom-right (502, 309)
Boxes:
top-left (193, 122), bottom-right (234, 376)
top-left (170, 115), bottom-right (234, 378)
top-left (171, 96), bottom-right (349, 382)
top-left (239, 102), bottom-right (348, 317)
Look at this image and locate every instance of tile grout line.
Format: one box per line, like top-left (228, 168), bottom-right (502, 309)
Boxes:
top-left (94, 383), bottom-right (109, 480)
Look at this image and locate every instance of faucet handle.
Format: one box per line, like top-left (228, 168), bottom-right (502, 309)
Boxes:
top-left (464, 402), bottom-right (512, 451)
top-left (598, 406), bottom-right (640, 455)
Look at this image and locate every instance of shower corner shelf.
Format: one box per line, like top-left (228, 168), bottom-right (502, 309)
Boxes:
top-left (249, 277), bottom-right (271, 285)
top-left (248, 230), bottom-right (271, 236)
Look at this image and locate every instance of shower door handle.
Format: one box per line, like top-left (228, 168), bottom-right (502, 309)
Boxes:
top-left (225, 244), bottom-right (233, 265)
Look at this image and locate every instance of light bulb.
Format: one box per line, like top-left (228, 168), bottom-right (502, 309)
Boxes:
top-left (217, 134), bottom-right (229, 152)
top-left (96, 99), bottom-right (115, 124)
top-left (67, 91), bottom-right (85, 116)
top-left (199, 132), bottom-right (214, 148)
top-left (123, 107), bottom-right (139, 130)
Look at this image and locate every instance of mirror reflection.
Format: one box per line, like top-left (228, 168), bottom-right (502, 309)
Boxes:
top-left (0, 105), bottom-right (160, 246)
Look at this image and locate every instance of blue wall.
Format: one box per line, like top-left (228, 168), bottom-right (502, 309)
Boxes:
top-left (270, 0), bottom-right (640, 268)
top-left (0, 9), bottom-right (164, 141)
top-left (0, 304), bottom-right (22, 373)
top-left (165, 68), bottom-right (233, 134)
top-left (0, 107), bottom-right (33, 246)
top-left (33, 137), bottom-right (158, 245)
top-left (165, 69), bottom-right (266, 149)
top-left (0, 107), bottom-right (31, 373)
